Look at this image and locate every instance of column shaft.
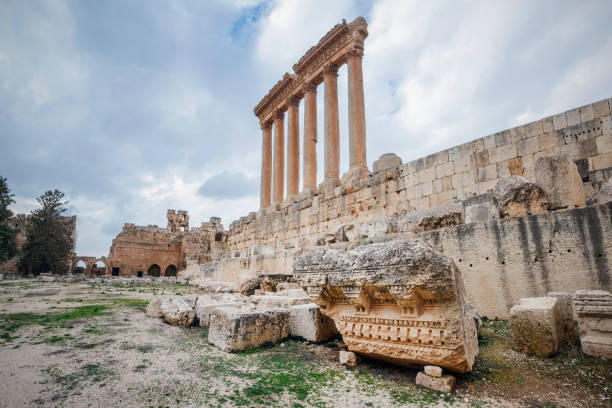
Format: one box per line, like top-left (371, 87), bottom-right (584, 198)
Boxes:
top-left (287, 99), bottom-right (300, 198)
top-left (272, 112), bottom-right (285, 205)
top-left (347, 52), bottom-right (367, 170)
top-left (324, 65), bottom-right (340, 182)
top-left (259, 122), bottom-right (272, 209)
top-left (303, 84), bottom-right (318, 191)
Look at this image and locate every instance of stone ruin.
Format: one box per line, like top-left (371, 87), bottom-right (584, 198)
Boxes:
top-left (293, 239), bottom-right (478, 373)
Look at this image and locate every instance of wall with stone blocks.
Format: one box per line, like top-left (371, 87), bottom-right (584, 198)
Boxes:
top-left (228, 98), bottom-right (612, 253)
top-left (420, 202), bottom-right (612, 319)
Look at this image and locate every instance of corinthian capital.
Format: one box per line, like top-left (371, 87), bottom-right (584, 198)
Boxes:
top-left (346, 48), bottom-right (364, 59)
top-left (303, 81), bottom-right (317, 93)
top-left (274, 110), bottom-right (285, 120)
top-left (322, 63), bottom-right (339, 77)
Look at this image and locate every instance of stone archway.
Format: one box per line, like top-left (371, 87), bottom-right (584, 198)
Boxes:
top-left (147, 264), bottom-right (161, 277)
top-left (91, 259), bottom-right (106, 276)
top-left (72, 260), bottom-right (87, 274)
top-left (165, 265), bottom-right (177, 277)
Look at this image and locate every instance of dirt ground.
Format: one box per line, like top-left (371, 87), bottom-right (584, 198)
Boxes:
top-left (0, 280), bottom-right (610, 408)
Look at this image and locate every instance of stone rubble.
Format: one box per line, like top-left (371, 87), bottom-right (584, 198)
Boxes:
top-left (339, 350), bottom-right (359, 366)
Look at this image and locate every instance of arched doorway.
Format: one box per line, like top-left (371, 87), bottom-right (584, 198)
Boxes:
top-left (165, 265), bottom-right (177, 277)
top-left (147, 264), bottom-right (161, 277)
top-left (72, 260), bottom-right (87, 274)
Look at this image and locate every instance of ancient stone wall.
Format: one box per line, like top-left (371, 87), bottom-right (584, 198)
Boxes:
top-left (228, 98), bottom-right (612, 253)
top-left (419, 203), bottom-right (612, 319)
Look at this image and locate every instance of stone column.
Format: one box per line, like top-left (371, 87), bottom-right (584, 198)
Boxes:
top-left (323, 64), bottom-right (340, 184)
top-left (272, 111), bottom-right (285, 206)
top-left (347, 50), bottom-right (367, 171)
top-left (303, 82), bottom-right (317, 191)
top-left (286, 97), bottom-right (300, 199)
top-left (259, 121), bottom-right (272, 209)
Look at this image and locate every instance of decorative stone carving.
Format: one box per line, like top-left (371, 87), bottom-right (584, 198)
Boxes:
top-left (293, 239), bottom-right (478, 373)
top-left (574, 290), bottom-right (612, 358)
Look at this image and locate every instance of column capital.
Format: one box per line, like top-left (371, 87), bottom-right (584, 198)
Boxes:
top-left (346, 48), bottom-right (364, 59)
top-left (322, 63), bottom-right (339, 77)
top-left (274, 110), bottom-right (285, 120)
top-left (303, 81), bottom-right (317, 94)
top-left (260, 120), bottom-right (273, 130)
top-left (288, 95), bottom-right (301, 108)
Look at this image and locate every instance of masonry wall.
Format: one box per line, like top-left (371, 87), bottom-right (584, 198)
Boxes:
top-left (420, 202), bottom-right (612, 319)
top-left (228, 98), bottom-right (612, 252)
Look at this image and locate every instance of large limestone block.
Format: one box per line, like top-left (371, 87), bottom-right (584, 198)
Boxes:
top-left (195, 301), bottom-right (245, 327)
top-left (595, 178), bottom-right (612, 204)
top-left (251, 294), bottom-right (311, 309)
top-left (208, 307), bottom-right (290, 352)
top-left (289, 303), bottom-right (339, 342)
top-left (160, 298), bottom-right (196, 327)
top-left (547, 292), bottom-right (577, 347)
top-left (493, 176), bottom-right (548, 218)
top-left (535, 154), bottom-right (586, 210)
top-left (509, 297), bottom-right (561, 357)
top-left (293, 239), bottom-right (479, 373)
top-left (574, 290), bottom-right (612, 358)
top-left (146, 296), bottom-right (168, 318)
top-left (373, 153), bottom-right (402, 174)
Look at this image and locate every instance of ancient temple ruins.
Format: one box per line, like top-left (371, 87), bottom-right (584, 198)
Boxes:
top-left (255, 17), bottom-right (369, 208)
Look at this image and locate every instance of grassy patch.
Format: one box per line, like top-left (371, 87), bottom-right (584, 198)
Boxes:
top-left (42, 362), bottom-right (119, 391)
top-left (62, 297), bottom-right (148, 309)
top-left (0, 305), bottom-right (110, 342)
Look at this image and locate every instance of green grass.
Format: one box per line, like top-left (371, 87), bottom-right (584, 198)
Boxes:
top-left (0, 305), bottom-right (110, 342)
top-left (62, 297), bottom-right (148, 308)
top-left (42, 362), bottom-right (119, 390)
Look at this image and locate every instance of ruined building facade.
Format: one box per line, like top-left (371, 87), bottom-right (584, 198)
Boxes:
top-left (105, 211), bottom-right (226, 277)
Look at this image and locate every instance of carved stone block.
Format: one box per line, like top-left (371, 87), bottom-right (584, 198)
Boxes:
top-left (574, 290), bottom-right (612, 358)
top-left (293, 239), bottom-right (479, 373)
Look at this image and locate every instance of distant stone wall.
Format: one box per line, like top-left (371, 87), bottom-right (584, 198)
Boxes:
top-left (420, 202), bottom-right (612, 319)
top-left (228, 98), bottom-right (612, 252)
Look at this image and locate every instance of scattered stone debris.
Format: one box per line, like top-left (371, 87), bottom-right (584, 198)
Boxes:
top-left (574, 290), bottom-right (612, 358)
top-left (339, 350), bottom-right (359, 366)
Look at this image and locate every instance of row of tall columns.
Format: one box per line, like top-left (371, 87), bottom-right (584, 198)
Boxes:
top-left (259, 53), bottom-right (367, 209)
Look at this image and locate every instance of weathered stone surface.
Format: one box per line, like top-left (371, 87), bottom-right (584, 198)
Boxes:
top-left (467, 302), bottom-right (482, 334)
top-left (239, 277), bottom-right (260, 296)
top-left (160, 298), bottom-right (196, 327)
top-left (547, 292), bottom-right (577, 347)
top-left (464, 203), bottom-right (498, 224)
top-left (535, 154), bottom-right (586, 210)
top-left (195, 301), bottom-right (245, 327)
top-left (289, 303), bottom-right (338, 342)
top-left (595, 178), bottom-right (612, 204)
top-left (509, 297), bottom-right (561, 357)
top-left (208, 307), bottom-right (290, 352)
top-left (419, 212), bottom-right (462, 232)
top-left (493, 176), bottom-right (548, 218)
top-left (339, 350), bottom-right (359, 366)
top-left (424, 365), bottom-right (443, 377)
top-left (373, 153), bottom-right (402, 174)
top-left (251, 294), bottom-right (311, 309)
top-left (574, 290), bottom-right (612, 358)
top-left (146, 296), bottom-right (168, 318)
top-left (415, 371), bottom-right (456, 393)
top-left (294, 239), bottom-right (478, 373)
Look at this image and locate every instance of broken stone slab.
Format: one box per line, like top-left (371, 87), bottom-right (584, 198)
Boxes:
top-left (509, 297), bottom-right (561, 357)
top-left (339, 350), bottom-right (359, 366)
top-left (294, 239), bottom-right (479, 373)
top-left (573, 290), bottom-right (612, 358)
top-left (535, 154), bottom-right (586, 210)
top-left (208, 307), bottom-right (290, 352)
top-left (160, 298), bottom-right (195, 327)
top-left (145, 296), bottom-right (168, 318)
top-left (493, 176), bottom-right (548, 218)
top-left (547, 292), bottom-right (577, 347)
top-left (289, 303), bottom-right (338, 342)
top-left (239, 277), bottom-right (260, 296)
top-left (415, 371), bottom-right (456, 393)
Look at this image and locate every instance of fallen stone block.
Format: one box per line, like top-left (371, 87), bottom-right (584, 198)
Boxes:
top-left (195, 301), bottom-right (244, 327)
top-left (208, 307), bottom-right (289, 352)
top-left (239, 277), bottom-right (260, 296)
top-left (415, 371), bottom-right (456, 393)
top-left (160, 298), bottom-right (195, 327)
top-left (339, 350), bottom-right (359, 366)
top-left (145, 296), bottom-right (168, 318)
top-left (510, 297), bottom-right (561, 357)
top-left (574, 290), bottom-right (612, 358)
top-left (535, 154), bottom-right (585, 210)
top-left (251, 295), bottom-right (311, 309)
top-left (547, 292), bottom-right (577, 347)
top-left (294, 239), bottom-right (479, 373)
top-left (493, 176), bottom-right (548, 218)
top-left (289, 303), bottom-right (338, 342)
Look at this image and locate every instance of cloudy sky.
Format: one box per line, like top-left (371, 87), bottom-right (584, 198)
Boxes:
top-left (1, 0), bottom-right (611, 256)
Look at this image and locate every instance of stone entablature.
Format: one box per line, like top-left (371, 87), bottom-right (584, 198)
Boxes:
top-left (229, 98), bottom-right (612, 253)
top-left (255, 17), bottom-right (369, 209)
